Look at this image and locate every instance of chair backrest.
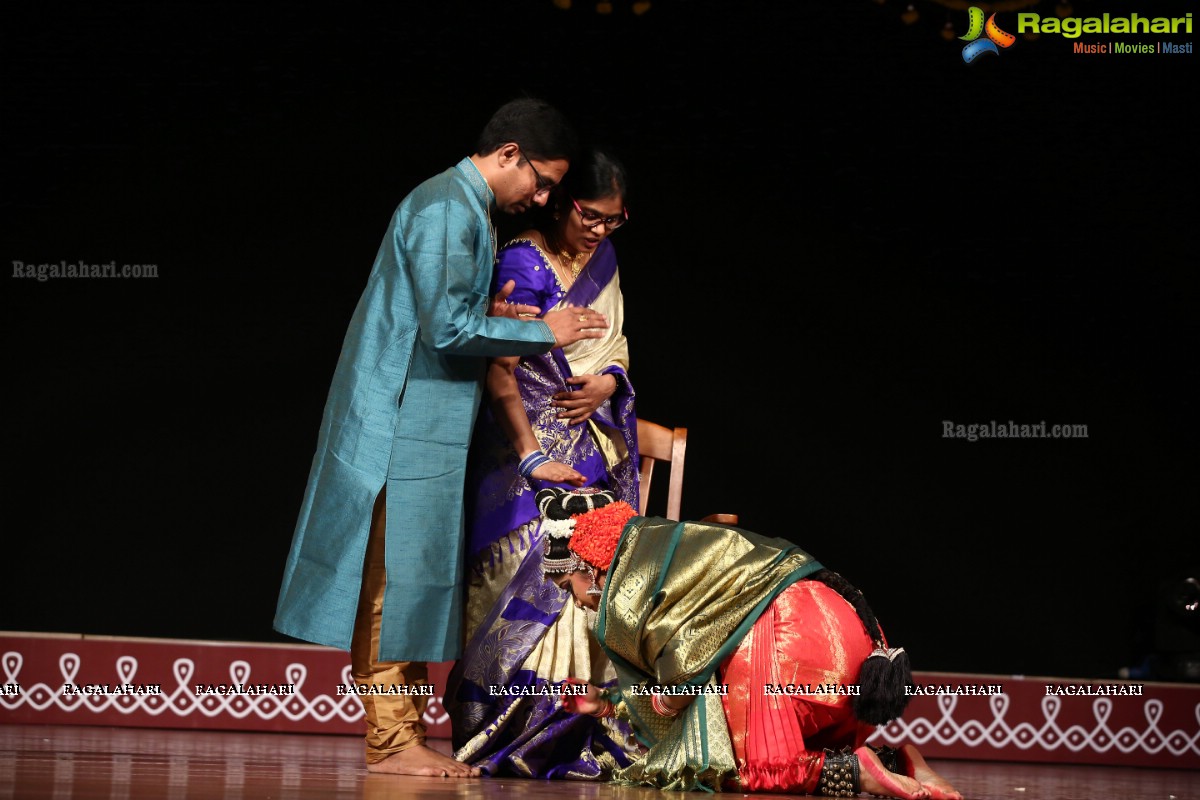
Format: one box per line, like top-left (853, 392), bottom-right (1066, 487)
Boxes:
top-left (636, 418), bottom-right (738, 525)
top-left (636, 418), bottom-right (687, 520)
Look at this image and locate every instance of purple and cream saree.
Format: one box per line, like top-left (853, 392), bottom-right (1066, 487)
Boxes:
top-left (446, 236), bottom-right (643, 777)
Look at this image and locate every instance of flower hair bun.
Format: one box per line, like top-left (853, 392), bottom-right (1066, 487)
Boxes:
top-left (568, 501), bottom-right (636, 571)
top-left (539, 487), bottom-right (617, 574)
top-left (536, 487), bottom-right (616, 520)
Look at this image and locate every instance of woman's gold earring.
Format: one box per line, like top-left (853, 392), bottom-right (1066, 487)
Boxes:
top-left (586, 566), bottom-right (603, 596)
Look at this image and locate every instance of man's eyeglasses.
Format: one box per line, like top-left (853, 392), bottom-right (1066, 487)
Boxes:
top-left (518, 151), bottom-right (555, 198)
top-left (571, 197), bottom-right (629, 231)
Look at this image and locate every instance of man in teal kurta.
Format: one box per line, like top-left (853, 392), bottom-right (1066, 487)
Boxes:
top-left (273, 98), bottom-right (607, 777)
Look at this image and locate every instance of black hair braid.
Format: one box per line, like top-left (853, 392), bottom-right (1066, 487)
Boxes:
top-left (806, 568), bottom-right (914, 726)
top-left (809, 569), bottom-right (884, 645)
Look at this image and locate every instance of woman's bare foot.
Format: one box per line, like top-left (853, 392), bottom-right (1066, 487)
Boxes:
top-left (900, 744), bottom-right (963, 800)
top-left (367, 744), bottom-right (481, 777)
top-left (855, 746), bottom-right (929, 800)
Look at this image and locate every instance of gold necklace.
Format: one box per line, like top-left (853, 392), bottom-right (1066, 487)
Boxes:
top-left (544, 230), bottom-right (586, 282)
top-left (558, 249), bottom-right (586, 279)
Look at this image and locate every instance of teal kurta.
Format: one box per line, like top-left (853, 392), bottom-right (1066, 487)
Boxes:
top-left (274, 158), bottom-right (556, 662)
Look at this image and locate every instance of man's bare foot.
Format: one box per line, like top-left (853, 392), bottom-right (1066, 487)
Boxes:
top-left (900, 744), bottom-right (963, 800)
top-left (855, 746), bottom-right (929, 800)
top-left (366, 744), bottom-right (481, 777)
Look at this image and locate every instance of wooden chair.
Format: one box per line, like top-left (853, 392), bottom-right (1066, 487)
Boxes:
top-left (636, 418), bottom-right (738, 524)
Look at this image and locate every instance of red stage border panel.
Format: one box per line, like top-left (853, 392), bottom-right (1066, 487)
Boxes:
top-left (2, 633), bottom-right (1196, 770)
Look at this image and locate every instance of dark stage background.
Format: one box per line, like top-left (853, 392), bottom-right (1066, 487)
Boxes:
top-left (4, 1), bottom-right (1196, 682)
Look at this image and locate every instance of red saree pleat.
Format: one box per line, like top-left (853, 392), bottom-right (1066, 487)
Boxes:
top-left (743, 595), bottom-right (810, 790)
top-left (719, 581), bottom-right (875, 794)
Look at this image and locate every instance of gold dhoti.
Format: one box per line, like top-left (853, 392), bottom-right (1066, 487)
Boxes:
top-left (351, 489), bottom-right (428, 763)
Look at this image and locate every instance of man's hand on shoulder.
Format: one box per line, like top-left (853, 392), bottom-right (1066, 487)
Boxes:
top-left (489, 279), bottom-right (541, 319)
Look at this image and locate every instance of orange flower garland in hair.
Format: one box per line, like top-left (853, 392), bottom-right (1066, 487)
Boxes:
top-left (568, 501), bottom-right (635, 571)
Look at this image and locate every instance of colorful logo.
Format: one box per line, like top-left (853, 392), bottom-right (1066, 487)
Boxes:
top-left (959, 7), bottom-right (1016, 63)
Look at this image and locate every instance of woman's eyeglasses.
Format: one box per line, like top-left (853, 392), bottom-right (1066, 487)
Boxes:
top-left (571, 197), bottom-right (628, 231)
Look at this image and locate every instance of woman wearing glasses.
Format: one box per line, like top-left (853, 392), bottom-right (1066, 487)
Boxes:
top-left (447, 147), bottom-right (643, 778)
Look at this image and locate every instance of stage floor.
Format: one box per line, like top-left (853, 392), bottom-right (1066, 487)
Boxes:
top-left (0, 723), bottom-right (1196, 800)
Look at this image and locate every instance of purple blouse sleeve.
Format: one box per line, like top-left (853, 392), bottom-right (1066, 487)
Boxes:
top-left (493, 240), bottom-right (559, 311)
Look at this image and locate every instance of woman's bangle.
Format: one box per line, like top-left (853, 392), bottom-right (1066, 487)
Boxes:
top-left (650, 692), bottom-right (682, 719)
top-left (518, 450), bottom-right (551, 478)
top-left (589, 698), bottom-right (615, 718)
